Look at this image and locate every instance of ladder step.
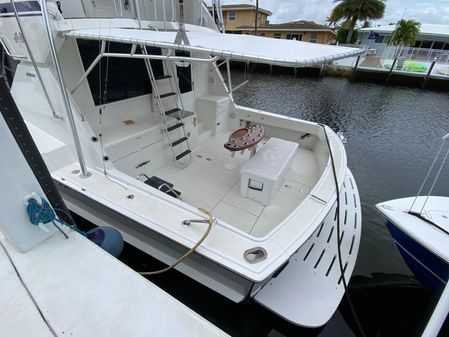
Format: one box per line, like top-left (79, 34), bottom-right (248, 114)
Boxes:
top-left (159, 92), bottom-right (176, 98)
top-left (171, 137), bottom-right (188, 147)
top-left (176, 149), bottom-right (191, 160)
top-left (155, 75), bottom-right (171, 80)
top-left (165, 107), bottom-right (180, 115)
top-left (167, 123), bottom-right (184, 132)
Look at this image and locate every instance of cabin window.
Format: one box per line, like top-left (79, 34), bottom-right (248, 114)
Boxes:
top-left (375, 34), bottom-right (385, 43)
top-left (77, 40), bottom-right (165, 105)
top-left (273, 32), bottom-right (281, 39)
top-left (228, 11), bottom-right (236, 21)
top-left (310, 34), bottom-right (317, 43)
top-left (432, 41), bottom-right (445, 50)
top-left (421, 40), bottom-right (432, 49)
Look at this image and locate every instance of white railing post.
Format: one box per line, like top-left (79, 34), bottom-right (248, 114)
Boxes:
top-left (421, 280), bottom-right (449, 337)
top-left (134, 0), bottom-right (142, 29)
top-left (41, 0), bottom-right (90, 178)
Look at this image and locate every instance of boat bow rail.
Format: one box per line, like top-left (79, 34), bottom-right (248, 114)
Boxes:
top-left (376, 197), bottom-right (449, 267)
top-left (63, 27), bottom-right (364, 67)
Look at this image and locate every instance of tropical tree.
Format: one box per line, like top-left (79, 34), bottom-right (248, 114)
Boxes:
top-left (389, 19), bottom-right (421, 46)
top-left (362, 20), bottom-right (372, 28)
top-left (330, 0), bottom-right (386, 43)
top-left (336, 27), bottom-right (359, 43)
top-left (325, 16), bottom-right (338, 28)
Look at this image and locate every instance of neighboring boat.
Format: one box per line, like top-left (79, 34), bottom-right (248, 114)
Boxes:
top-left (376, 133), bottom-right (449, 293)
top-left (1, 0), bottom-right (364, 327)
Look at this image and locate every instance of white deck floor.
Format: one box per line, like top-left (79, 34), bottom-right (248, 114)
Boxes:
top-left (0, 231), bottom-right (228, 337)
top-left (154, 133), bottom-right (319, 237)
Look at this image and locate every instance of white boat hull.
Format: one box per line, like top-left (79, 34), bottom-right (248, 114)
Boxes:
top-left (377, 197), bottom-right (449, 293)
top-left (56, 167), bottom-right (361, 327)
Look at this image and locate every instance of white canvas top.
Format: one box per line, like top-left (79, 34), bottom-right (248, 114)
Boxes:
top-left (360, 24), bottom-right (449, 38)
top-left (64, 28), bottom-right (364, 67)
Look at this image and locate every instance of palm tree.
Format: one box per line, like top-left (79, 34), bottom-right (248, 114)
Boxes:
top-left (330, 0), bottom-right (386, 43)
top-left (389, 19), bottom-right (421, 59)
top-left (389, 19), bottom-right (421, 46)
top-left (325, 16), bottom-right (338, 28)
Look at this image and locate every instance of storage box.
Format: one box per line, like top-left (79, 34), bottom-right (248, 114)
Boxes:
top-left (240, 138), bottom-right (298, 206)
top-left (196, 95), bottom-right (230, 135)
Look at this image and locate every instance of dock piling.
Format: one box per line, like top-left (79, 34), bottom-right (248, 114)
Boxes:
top-left (422, 58), bottom-right (437, 88)
top-left (352, 55), bottom-right (361, 78)
top-left (386, 58), bottom-right (398, 83)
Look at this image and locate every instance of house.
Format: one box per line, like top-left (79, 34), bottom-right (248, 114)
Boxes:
top-left (218, 4), bottom-right (272, 32)
top-left (359, 24), bottom-right (449, 55)
top-left (237, 20), bottom-right (336, 44)
top-left (212, 4), bottom-right (336, 44)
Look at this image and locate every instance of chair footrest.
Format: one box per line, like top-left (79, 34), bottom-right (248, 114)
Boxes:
top-left (144, 176), bottom-right (181, 198)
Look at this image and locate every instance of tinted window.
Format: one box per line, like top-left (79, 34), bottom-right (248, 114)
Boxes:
top-left (432, 41), bottom-right (444, 49)
top-left (375, 35), bottom-right (385, 43)
top-left (175, 50), bottom-right (192, 94)
top-left (421, 40), bottom-right (432, 49)
top-left (77, 40), bottom-right (164, 105)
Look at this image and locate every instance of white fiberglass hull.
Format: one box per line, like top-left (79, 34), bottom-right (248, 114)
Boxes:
top-left (376, 197), bottom-right (449, 293)
top-left (56, 168), bottom-right (361, 327)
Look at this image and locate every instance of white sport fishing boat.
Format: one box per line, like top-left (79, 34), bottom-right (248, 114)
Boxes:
top-left (1, 0), bottom-right (363, 327)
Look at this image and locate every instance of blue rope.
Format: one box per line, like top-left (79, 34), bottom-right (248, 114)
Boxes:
top-left (26, 198), bottom-right (86, 236)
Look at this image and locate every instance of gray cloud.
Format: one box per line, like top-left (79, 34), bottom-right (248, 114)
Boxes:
top-left (215, 0), bottom-right (449, 25)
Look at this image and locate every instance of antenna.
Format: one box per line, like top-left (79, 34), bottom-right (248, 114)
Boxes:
top-left (409, 133), bottom-right (449, 213)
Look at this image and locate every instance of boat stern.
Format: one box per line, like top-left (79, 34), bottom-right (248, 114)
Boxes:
top-left (254, 169), bottom-right (362, 327)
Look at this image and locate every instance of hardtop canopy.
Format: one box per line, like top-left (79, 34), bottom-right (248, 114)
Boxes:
top-left (64, 28), bottom-right (364, 67)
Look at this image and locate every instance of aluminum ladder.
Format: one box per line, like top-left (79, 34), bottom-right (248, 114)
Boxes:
top-left (142, 46), bottom-right (192, 164)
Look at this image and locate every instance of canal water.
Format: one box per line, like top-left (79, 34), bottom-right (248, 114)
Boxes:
top-left (227, 69), bottom-right (449, 336)
top-left (77, 69), bottom-right (449, 336)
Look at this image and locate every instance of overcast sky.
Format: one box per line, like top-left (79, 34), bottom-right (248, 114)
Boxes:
top-left (213, 0), bottom-right (449, 26)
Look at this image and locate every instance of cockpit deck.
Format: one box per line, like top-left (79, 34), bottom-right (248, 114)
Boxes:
top-left (153, 131), bottom-right (319, 237)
